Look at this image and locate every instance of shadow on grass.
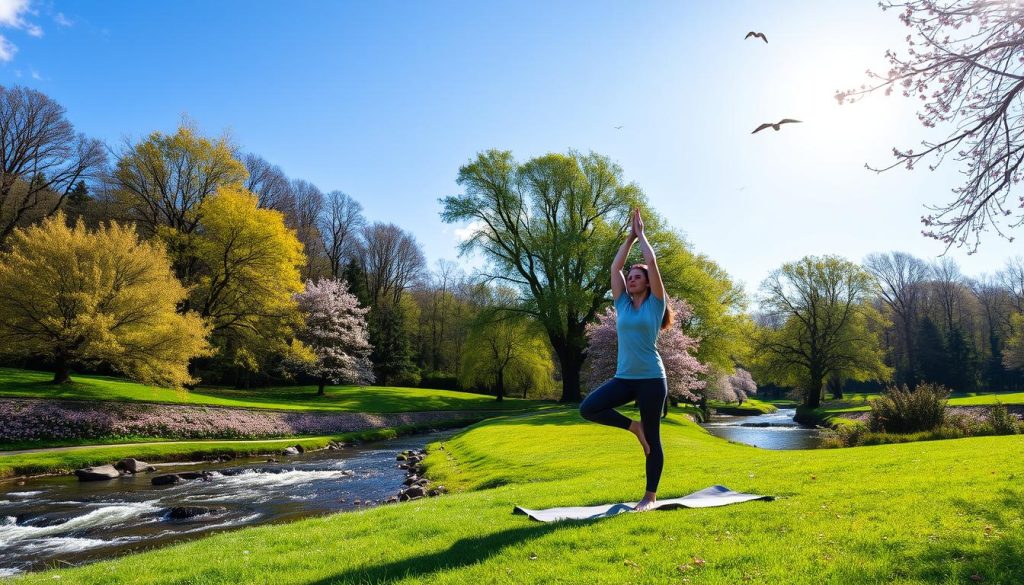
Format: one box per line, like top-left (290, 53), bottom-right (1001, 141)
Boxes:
top-left (305, 523), bottom-right (571, 584)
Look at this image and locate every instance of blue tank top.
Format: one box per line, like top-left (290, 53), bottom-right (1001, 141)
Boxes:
top-left (614, 292), bottom-right (666, 379)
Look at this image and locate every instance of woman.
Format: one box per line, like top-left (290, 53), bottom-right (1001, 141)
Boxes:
top-left (579, 208), bottom-right (673, 512)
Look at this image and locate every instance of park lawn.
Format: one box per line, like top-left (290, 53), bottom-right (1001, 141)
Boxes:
top-left (13, 409), bottom-right (1024, 584)
top-left (0, 367), bottom-right (550, 413)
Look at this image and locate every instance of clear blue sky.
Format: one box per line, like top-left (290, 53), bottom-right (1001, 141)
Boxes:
top-left (1, 1), bottom-right (1019, 296)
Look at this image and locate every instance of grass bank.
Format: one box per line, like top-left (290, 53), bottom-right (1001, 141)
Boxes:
top-left (12, 408), bottom-right (1024, 584)
top-left (708, 398), bottom-right (778, 415)
top-left (0, 367), bottom-right (549, 413)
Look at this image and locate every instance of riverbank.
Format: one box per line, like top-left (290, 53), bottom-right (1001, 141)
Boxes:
top-left (10, 407), bottom-right (1023, 584)
top-left (0, 416), bottom-right (489, 480)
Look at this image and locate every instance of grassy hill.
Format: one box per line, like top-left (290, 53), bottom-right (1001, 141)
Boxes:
top-left (13, 407), bottom-right (1023, 584)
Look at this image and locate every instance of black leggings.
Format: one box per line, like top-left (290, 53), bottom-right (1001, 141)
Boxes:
top-left (578, 377), bottom-right (668, 493)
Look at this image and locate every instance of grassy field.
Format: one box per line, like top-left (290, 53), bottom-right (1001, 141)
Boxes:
top-left (11, 407), bottom-right (1023, 584)
top-left (0, 368), bottom-right (550, 413)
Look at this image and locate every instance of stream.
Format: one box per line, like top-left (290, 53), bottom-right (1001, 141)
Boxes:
top-left (700, 408), bottom-right (822, 450)
top-left (0, 429), bottom-right (458, 577)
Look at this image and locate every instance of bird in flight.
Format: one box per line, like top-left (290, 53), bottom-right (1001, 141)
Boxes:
top-left (614, 125), bottom-right (624, 130)
top-left (752, 119), bottom-right (802, 134)
top-left (745, 31), bottom-right (767, 43)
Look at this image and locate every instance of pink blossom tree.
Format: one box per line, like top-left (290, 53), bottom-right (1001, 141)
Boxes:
top-left (837, 1), bottom-right (1024, 252)
top-left (727, 367), bottom-right (758, 404)
top-left (584, 297), bottom-right (708, 405)
top-left (286, 278), bottom-right (375, 394)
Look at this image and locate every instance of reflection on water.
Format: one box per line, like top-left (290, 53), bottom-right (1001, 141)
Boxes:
top-left (700, 408), bottom-right (822, 450)
top-left (0, 429), bottom-right (457, 577)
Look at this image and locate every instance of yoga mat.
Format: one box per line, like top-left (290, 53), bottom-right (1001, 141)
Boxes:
top-left (512, 485), bottom-right (773, 522)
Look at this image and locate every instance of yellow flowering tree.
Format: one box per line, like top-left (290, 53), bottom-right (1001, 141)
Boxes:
top-left (190, 186), bottom-right (306, 374)
top-left (0, 213), bottom-right (211, 386)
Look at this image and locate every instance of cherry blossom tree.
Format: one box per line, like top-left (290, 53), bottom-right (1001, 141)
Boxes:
top-left (837, 1), bottom-right (1024, 251)
top-left (286, 278), bottom-right (374, 394)
top-left (727, 368), bottom-right (758, 404)
top-left (584, 297), bottom-right (708, 404)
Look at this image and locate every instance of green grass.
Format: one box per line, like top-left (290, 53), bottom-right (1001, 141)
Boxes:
top-left (0, 417), bottom-right (485, 478)
top-left (708, 398), bottom-right (778, 415)
top-left (811, 391), bottom-right (1024, 419)
top-left (0, 367), bottom-right (550, 412)
top-left (13, 407), bottom-right (1024, 584)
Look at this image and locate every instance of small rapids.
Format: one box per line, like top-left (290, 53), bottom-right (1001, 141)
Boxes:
top-left (0, 429), bottom-right (457, 576)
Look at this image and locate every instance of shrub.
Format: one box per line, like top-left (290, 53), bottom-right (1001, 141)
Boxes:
top-left (869, 383), bottom-right (949, 433)
top-left (986, 400), bottom-right (1020, 435)
top-left (419, 372), bottom-right (461, 391)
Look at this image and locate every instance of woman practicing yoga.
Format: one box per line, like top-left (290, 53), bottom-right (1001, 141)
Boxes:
top-left (579, 208), bottom-right (673, 512)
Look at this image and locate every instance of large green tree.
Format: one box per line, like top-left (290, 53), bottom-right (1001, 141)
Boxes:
top-left (440, 150), bottom-right (639, 402)
top-left (752, 255), bottom-right (890, 408)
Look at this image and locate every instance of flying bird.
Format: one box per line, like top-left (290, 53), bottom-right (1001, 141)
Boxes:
top-left (745, 31), bottom-right (767, 43)
top-left (614, 125), bottom-right (624, 130)
top-left (752, 119), bottom-right (802, 134)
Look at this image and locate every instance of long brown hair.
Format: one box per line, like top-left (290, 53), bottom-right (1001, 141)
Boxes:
top-left (628, 264), bottom-right (674, 331)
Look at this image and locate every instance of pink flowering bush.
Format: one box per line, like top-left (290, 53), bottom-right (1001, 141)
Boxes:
top-left (0, 399), bottom-right (460, 442)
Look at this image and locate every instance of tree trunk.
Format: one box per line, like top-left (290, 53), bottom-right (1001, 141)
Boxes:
top-left (52, 352), bottom-right (71, 384)
top-left (495, 369), bottom-right (504, 402)
top-left (318, 375), bottom-right (326, 396)
top-left (828, 376), bottom-right (844, 400)
top-left (805, 372), bottom-right (823, 409)
top-left (554, 343), bottom-right (584, 403)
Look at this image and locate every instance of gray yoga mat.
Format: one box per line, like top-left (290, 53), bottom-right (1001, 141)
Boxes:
top-left (512, 485), bottom-right (773, 522)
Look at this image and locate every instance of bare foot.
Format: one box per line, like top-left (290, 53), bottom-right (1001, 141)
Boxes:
top-left (633, 495), bottom-right (657, 512)
top-left (629, 420), bottom-right (650, 456)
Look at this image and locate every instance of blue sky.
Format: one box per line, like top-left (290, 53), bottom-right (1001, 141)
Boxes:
top-left (1, 1), bottom-right (1019, 297)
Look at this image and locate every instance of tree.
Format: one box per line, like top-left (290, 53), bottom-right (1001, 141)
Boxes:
top-left (113, 121), bottom-right (248, 279)
top-left (1004, 313), bottom-right (1024, 372)
top-left (945, 326), bottom-right (978, 391)
top-left (753, 256), bottom-right (891, 408)
top-left (320, 191), bottom-right (364, 278)
top-left (837, 1), bottom-right (1024, 251)
top-left (0, 212), bottom-right (211, 386)
top-left (916, 315), bottom-right (947, 385)
top-left (441, 150), bottom-right (641, 402)
top-left (864, 251), bottom-right (929, 384)
top-left (369, 302), bottom-right (419, 386)
top-left (286, 278), bottom-right (374, 395)
top-left (727, 368), bottom-right (758, 404)
top-left (290, 179), bottom-right (325, 279)
top-left (0, 86), bottom-right (107, 245)
top-left (189, 185), bottom-right (305, 374)
top-left (359, 222), bottom-right (426, 308)
top-left (243, 153), bottom-right (294, 214)
top-left (460, 306), bottom-right (553, 401)
top-left (584, 297), bottom-right (709, 405)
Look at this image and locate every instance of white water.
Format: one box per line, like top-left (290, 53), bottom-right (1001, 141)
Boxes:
top-left (0, 430), bottom-right (454, 577)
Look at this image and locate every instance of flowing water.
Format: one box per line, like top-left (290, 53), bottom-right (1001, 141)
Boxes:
top-left (0, 429), bottom-right (458, 577)
top-left (700, 408), bottom-right (822, 450)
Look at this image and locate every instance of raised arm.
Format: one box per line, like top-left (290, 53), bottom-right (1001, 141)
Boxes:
top-left (611, 229), bottom-right (635, 301)
top-left (633, 210), bottom-right (665, 300)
